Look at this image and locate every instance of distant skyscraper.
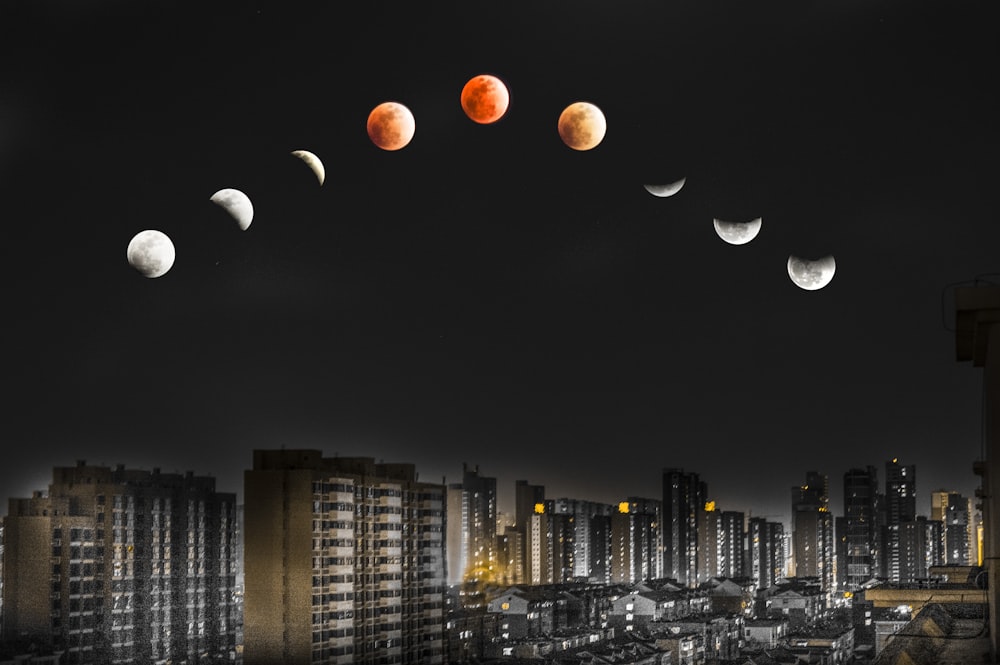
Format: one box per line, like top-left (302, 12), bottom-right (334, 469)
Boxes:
top-left (662, 468), bottom-right (706, 586)
top-left (699, 502), bottom-right (723, 582)
top-left (526, 508), bottom-right (551, 585)
top-left (748, 518), bottom-right (784, 592)
top-left (610, 498), bottom-right (662, 584)
top-left (513, 480), bottom-right (545, 585)
top-left (883, 458), bottom-right (917, 582)
top-left (243, 450), bottom-right (446, 665)
top-left (445, 463), bottom-right (497, 585)
top-left (1, 461), bottom-right (238, 664)
top-left (899, 516), bottom-right (943, 581)
top-left (931, 490), bottom-right (973, 566)
top-left (791, 471), bottom-right (834, 593)
top-left (843, 466), bottom-right (881, 590)
top-left (548, 498), bottom-right (614, 581)
top-left (720, 511), bottom-right (746, 579)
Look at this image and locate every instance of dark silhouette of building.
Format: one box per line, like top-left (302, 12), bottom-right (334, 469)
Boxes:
top-left (843, 466), bottom-right (881, 590)
top-left (884, 458), bottom-right (917, 581)
top-left (1, 461), bottom-right (238, 664)
top-left (662, 468), bottom-right (705, 587)
top-left (791, 471), bottom-right (834, 595)
top-left (446, 463), bottom-right (497, 586)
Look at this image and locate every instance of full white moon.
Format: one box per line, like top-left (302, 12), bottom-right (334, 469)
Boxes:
top-left (210, 188), bottom-right (254, 230)
top-left (291, 149), bottom-right (325, 186)
top-left (713, 217), bottom-right (762, 245)
top-left (787, 255), bottom-right (836, 290)
top-left (643, 178), bottom-right (686, 198)
top-left (126, 230), bottom-right (175, 278)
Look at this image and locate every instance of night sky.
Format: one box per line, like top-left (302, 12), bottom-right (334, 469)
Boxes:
top-left (1, 0), bottom-right (995, 527)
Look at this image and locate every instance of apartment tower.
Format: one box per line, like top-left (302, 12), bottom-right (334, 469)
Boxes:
top-left (1, 461), bottom-right (238, 664)
top-left (243, 450), bottom-right (445, 665)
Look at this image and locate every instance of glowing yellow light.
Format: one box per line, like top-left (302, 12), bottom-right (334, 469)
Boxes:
top-left (501, 602), bottom-right (510, 611)
top-left (893, 457), bottom-right (898, 464)
top-left (819, 506), bottom-right (829, 512)
top-left (705, 501), bottom-right (716, 512)
top-left (618, 502), bottom-right (631, 514)
top-left (534, 503), bottom-right (545, 514)
top-left (844, 591), bottom-right (854, 599)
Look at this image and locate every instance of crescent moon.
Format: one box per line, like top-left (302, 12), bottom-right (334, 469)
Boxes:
top-left (126, 230), bottom-right (175, 278)
top-left (643, 178), bottom-right (686, 198)
top-left (210, 188), bottom-right (254, 230)
top-left (291, 149), bottom-right (325, 186)
top-left (713, 217), bottom-right (762, 245)
top-left (787, 255), bottom-right (836, 290)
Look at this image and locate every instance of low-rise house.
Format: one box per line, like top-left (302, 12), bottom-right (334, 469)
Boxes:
top-left (486, 587), bottom-right (555, 639)
top-left (743, 617), bottom-right (789, 648)
top-left (764, 579), bottom-right (825, 627)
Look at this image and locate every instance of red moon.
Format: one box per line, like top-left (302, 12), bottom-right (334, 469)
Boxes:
top-left (460, 74), bottom-right (510, 124)
top-left (367, 101), bottom-right (415, 151)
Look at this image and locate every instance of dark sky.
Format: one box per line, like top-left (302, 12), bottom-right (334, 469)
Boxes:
top-left (1, 0), bottom-right (995, 526)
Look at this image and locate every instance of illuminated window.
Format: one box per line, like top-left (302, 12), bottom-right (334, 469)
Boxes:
top-left (500, 602), bottom-right (509, 611)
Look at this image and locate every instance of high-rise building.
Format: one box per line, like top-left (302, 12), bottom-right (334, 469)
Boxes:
top-left (610, 499), bottom-right (662, 584)
top-left (699, 502), bottom-right (723, 582)
top-left (791, 472), bottom-right (834, 593)
top-left (243, 450), bottom-right (446, 665)
top-left (547, 498), bottom-right (613, 581)
top-left (495, 530), bottom-right (523, 586)
top-left (445, 464), bottom-right (497, 585)
top-left (526, 508), bottom-right (551, 586)
top-left (842, 466), bottom-right (881, 590)
top-left (931, 490), bottom-right (973, 566)
top-left (883, 458), bottom-right (917, 582)
top-left (748, 518), bottom-right (784, 592)
top-left (899, 516), bottom-right (943, 581)
top-left (513, 480), bottom-right (545, 585)
top-left (720, 511), bottom-right (746, 579)
top-left (662, 468), bottom-right (706, 586)
top-left (1, 461), bottom-right (238, 664)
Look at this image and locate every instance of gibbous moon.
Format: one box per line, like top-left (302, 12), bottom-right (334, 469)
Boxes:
top-left (367, 101), bottom-right (415, 151)
top-left (210, 188), bottom-right (254, 230)
top-left (291, 149), bottom-right (325, 186)
top-left (713, 217), bottom-right (762, 245)
top-left (127, 230), bottom-right (175, 278)
top-left (461, 74), bottom-right (510, 124)
top-left (644, 178), bottom-right (686, 198)
top-left (558, 101), bottom-right (606, 151)
top-left (787, 255), bottom-right (836, 290)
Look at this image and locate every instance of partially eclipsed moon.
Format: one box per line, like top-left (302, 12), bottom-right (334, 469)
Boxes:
top-left (558, 101), bottom-right (606, 151)
top-left (461, 74), bottom-right (510, 124)
top-left (291, 149), bottom-right (325, 186)
top-left (787, 255), bottom-right (836, 290)
top-left (127, 230), bottom-right (175, 278)
top-left (210, 188), bottom-right (254, 230)
top-left (713, 217), bottom-right (762, 245)
top-left (644, 178), bottom-right (686, 198)
top-left (367, 101), bottom-right (415, 151)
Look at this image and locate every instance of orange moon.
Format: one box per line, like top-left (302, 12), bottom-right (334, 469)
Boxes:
top-left (460, 74), bottom-right (510, 124)
top-left (367, 101), bottom-right (415, 151)
top-left (557, 101), bottom-right (606, 151)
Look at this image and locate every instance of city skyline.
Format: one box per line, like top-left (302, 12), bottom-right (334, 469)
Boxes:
top-left (1, 1), bottom-right (993, 529)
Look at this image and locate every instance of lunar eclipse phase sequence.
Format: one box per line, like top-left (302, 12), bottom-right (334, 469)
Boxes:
top-left (126, 72), bottom-right (835, 293)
